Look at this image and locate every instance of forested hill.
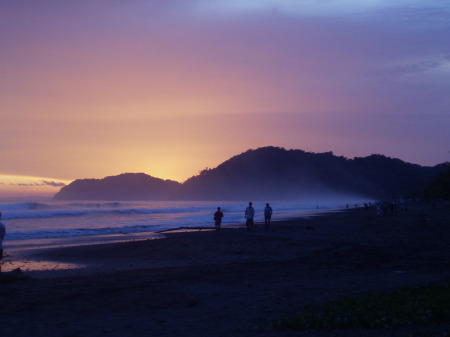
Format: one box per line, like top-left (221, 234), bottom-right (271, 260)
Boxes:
top-left (53, 173), bottom-right (181, 201)
top-left (54, 147), bottom-right (445, 201)
top-left (173, 147), bottom-right (443, 200)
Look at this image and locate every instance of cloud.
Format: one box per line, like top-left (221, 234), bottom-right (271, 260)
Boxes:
top-left (41, 180), bottom-right (67, 187)
top-left (9, 180), bottom-right (66, 187)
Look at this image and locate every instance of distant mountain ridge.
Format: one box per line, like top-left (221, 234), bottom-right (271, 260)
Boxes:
top-left (53, 173), bottom-right (181, 201)
top-left (53, 147), bottom-right (445, 201)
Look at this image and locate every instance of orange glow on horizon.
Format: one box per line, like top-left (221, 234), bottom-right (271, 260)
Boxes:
top-left (0, 175), bottom-right (72, 199)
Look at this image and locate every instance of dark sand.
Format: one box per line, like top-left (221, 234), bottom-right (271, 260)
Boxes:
top-left (1, 202), bottom-right (450, 336)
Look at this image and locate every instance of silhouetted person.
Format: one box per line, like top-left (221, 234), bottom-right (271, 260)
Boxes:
top-left (245, 202), bottom-right (255, 231)
top-left (214, 207), bottom-right (224, 231)
top-left (376, 203), bottom-right (382, 215)
top-left (390, 202), bottom-right (397, 216)
top-left (0, 212), bottom-right (5, 272)
top-left (264, 203), bottom-right (273, 229)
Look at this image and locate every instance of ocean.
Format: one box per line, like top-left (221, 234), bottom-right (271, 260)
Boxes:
top-left (0, 199), bottom-right (351, 252)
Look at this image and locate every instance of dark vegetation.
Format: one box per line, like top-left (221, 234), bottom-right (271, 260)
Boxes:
top-left (276, 281), bottom-right (450, 330)
top-left (53, 147), bottom-right (446, 201)
top-left (421, 163), bottom-right (450, 200)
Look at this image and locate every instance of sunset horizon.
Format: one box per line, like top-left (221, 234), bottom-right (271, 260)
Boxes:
top-left (1, 145), bottom-right (447, 199)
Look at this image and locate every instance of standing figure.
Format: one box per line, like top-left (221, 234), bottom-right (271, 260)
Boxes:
top-left (245, 202), bottom-right (255, 231)
top-left (214, 207), bottom-right (224, 231)
top-left (264, 203), bottom-right (273, 229)
top-left (0, 212), bottom-right (5, 272)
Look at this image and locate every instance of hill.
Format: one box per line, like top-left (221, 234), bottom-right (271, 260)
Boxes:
top-left (53, 173), bottom-right (181, 201)
top-left (53, 147), bottom-right (445, 201)
top-left (173, 147), bottom-right (442, 200)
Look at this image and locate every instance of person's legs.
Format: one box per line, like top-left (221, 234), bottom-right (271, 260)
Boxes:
top-left (247, 219), bottom-right (254, 231)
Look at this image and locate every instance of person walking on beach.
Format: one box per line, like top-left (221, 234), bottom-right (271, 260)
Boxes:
top-left (214, 207), bottom-right (224, 231)
top-left (264, 203), bottom-right (273, 229)
top-left (245, 202), bottom-right (255, 231)
top-left (0, 212), bottom-right (5, 272)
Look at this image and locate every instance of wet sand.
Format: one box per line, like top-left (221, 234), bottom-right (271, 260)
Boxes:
top-left (1, 202), bottom-right (449, 336)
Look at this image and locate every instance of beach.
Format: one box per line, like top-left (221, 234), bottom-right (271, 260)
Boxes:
top-left (1, 202), bottom-right (449, 336)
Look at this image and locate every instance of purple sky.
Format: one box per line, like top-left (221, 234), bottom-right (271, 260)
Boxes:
top-left (1, 0), bottom-right (449, 190)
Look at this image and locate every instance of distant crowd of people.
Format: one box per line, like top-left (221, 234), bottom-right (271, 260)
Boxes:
top-left (214, 202), bottom-right (273, 232)
top-left (352, 199), bottom-right (424, 216)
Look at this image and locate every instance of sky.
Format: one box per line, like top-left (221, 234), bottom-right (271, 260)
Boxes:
top-left (1, 0), bottom-right (449, 198)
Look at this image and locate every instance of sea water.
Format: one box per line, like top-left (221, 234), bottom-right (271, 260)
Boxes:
top-left (0, 199), bottom-right (348, 252)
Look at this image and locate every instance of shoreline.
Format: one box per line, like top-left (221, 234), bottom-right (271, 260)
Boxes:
top-left (1, 202), bottom-right (450, 336)
top-left (2, 208), bottom-right (345, 275)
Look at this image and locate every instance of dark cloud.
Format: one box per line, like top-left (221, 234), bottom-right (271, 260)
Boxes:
top-left (9, 181), bottom-right (66, 187)
top-left (41, 180), bottom-right (67, 187)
